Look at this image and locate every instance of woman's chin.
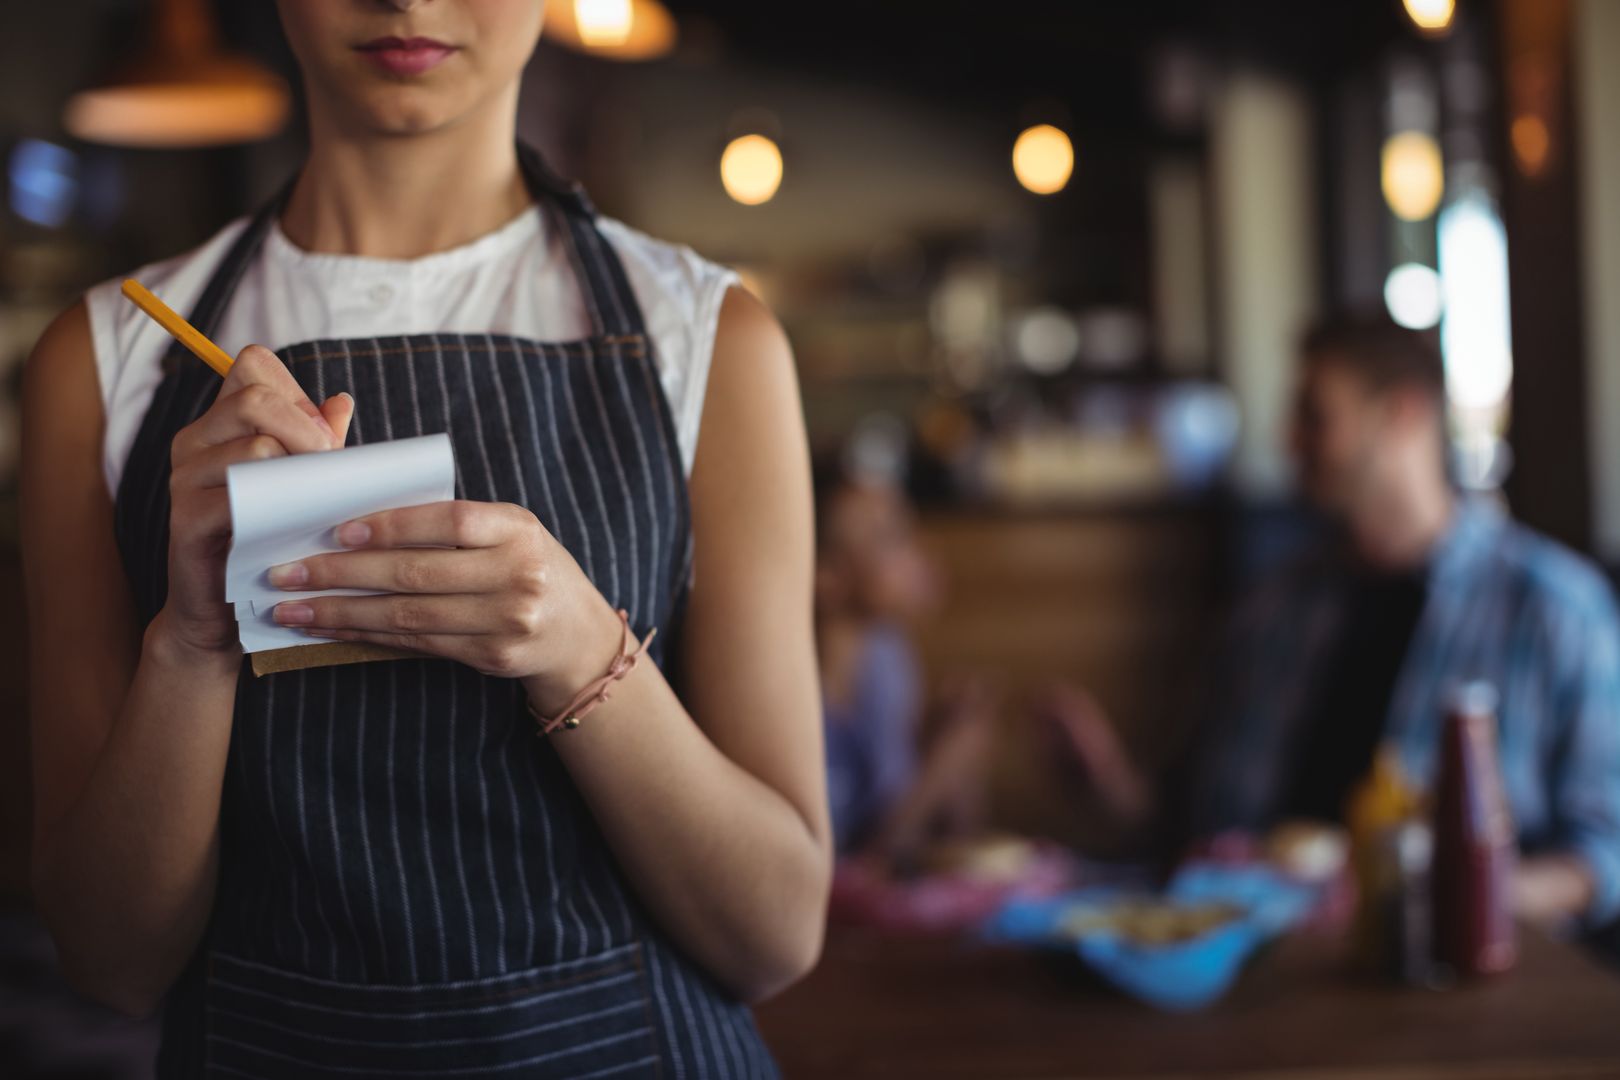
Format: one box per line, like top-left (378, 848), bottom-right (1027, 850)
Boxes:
top-left (342, 92), bottom-right (471, 138)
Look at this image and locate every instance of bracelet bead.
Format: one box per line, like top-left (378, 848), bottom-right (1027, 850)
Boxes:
top-left (525, 609), bottom-right (656, 736)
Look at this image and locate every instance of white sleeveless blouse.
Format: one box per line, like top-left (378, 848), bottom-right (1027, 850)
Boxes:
top-left (85, 209), bottom-right (737, 496)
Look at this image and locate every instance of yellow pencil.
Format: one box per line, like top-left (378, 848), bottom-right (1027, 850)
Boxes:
top-left (121, 279), bottom-right (236, 378)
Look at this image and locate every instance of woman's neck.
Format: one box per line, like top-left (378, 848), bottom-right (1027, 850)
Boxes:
top-left (281, 95), bottom-right (533, 260)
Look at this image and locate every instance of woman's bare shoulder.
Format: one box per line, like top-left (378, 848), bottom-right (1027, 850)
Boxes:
top-left (22, 295), bottom-right (142, 749)
top-left (688, 285), bottom-right (806, 574)
top-left (23, 298), bottom-right (100, 440)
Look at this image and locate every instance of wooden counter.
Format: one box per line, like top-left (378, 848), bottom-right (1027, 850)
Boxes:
top-left (757, 925), bottom-right (1620, 1079)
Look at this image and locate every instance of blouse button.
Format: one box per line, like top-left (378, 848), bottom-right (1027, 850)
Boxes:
top-left (369, 283), bottom-right (395, 306)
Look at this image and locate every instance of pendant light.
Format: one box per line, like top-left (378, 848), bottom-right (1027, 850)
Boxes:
top-left (63, 0), bottom-right (289, 148)
top-left (1012, 124), bottom-right (1074, 195)
top-left (720, 134), bottom-right (783, 206)
top-left (1402, 0), bottom-right (1457, 36)
top-left (542, 0), bottom-right (678, 61)
top-left (1381, 130), bottom-right (1445, 221)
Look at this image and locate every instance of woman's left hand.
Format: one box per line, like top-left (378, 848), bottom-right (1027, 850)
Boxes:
top-left (269, 500), bottom-right (621, 710)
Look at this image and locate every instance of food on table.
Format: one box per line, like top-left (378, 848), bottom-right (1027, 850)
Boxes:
top-left (1056, 898), bottom-right (1244, 945)
top-left (1268, 821), bottom-right (1350, 883)
top-left (920, 834), bottom-right (1038, 883)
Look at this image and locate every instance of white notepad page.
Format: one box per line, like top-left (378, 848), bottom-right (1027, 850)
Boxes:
top-left (224, 433), bottom-right (456, 653)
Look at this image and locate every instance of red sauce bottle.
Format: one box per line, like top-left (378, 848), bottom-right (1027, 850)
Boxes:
top-left (1431, 683), bottom-right (1518, 977)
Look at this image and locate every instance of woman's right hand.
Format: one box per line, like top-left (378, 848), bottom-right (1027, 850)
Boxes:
top-left (160, 344), bottom-right (354, 656)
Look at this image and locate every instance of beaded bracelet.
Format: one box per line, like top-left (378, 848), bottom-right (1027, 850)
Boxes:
top-left (527, 609), bottom-right (656, 736)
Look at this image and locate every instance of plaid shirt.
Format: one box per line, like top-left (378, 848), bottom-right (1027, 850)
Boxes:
top-left (1188, 499), bottom-right (1620, 926)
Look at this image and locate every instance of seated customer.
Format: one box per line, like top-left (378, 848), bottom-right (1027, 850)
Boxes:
top-left (815, 462), bottom-right (993, 861)
top-left (1053, 313), bottom-right (1620, 930)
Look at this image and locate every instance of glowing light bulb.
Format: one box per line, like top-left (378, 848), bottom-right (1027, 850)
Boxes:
top-left (1384, 263), bottom-right (1444, 329)
top-left (575, 0), bottom-right (633, 47)
top-left (544, 0), bottom-right (675, 59)
top-left (720, 134), bottom-right (783, 206)
top-left (1402, 0), bottom-right (1456, 34)
top-left (1381, 131), bottom-right (1445, 222)
top-left (1012, 124), bottom-right (1074, 195)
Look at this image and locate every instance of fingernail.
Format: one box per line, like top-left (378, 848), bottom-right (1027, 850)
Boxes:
top-left (304, 628), bottom-right (336, 638)
top-left (275, 603), bottom-right (315, 626)
top-left (268, 562), bottom-right (309, 587)
top-left (337, 521), bottom-right (371, 546)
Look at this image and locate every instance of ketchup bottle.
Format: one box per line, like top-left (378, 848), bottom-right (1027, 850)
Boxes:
top-left (1431, 682), bottom-right (1518, 977)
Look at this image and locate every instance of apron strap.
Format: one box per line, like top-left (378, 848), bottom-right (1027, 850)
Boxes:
top-left (517, 142), bottom-right (649, 340)
top-left (160, 187), bottom-right (290, 375)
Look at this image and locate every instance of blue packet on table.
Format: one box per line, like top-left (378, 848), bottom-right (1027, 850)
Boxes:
top-left (984, 862), bottom-right (1316, 1011)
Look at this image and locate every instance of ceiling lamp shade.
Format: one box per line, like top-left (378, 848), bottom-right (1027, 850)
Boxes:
top-left (543, 0), bottom-right (678, 61)
top-left (63, 0), bottom-right (289, 148)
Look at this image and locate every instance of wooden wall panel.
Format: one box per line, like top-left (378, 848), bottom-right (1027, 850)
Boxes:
top-left (911, 509), bottom-right (1220, 851)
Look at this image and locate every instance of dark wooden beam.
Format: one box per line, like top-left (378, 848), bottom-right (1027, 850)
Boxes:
top-left (1496, 0), bottom-right (1592, 550)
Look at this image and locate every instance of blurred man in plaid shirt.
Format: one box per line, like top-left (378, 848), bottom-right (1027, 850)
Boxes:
top-left (1050, 314), bottom-right (1620, 935)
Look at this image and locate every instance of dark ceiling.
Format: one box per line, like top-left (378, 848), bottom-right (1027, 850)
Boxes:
top-left (664, 0), bottom-right (1421, 129)
top-left (196, 0), bottom-right (1435, 146)
top-left (196, 1), bottom-right (1433, 139)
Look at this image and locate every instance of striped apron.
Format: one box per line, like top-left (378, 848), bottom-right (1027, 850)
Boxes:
top-left (112, 147), bottom-right (778, 1079)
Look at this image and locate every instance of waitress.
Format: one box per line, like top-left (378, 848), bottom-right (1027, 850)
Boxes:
top-left (22, 1), bottom-right (828, 1075)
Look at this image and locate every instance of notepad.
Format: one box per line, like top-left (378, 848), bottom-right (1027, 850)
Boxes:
top-left (225, 433), bottom-right (456, 671)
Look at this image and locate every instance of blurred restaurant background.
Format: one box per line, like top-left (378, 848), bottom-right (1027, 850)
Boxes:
top-left (5, 0), bottom-right (1620, 1076)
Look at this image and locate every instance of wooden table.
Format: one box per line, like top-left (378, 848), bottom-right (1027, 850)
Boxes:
top-left (755, 926), bottom-right (1620, 1079)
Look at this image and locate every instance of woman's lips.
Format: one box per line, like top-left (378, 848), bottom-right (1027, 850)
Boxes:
top-left (354, 36), bottom-right (458, 77)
